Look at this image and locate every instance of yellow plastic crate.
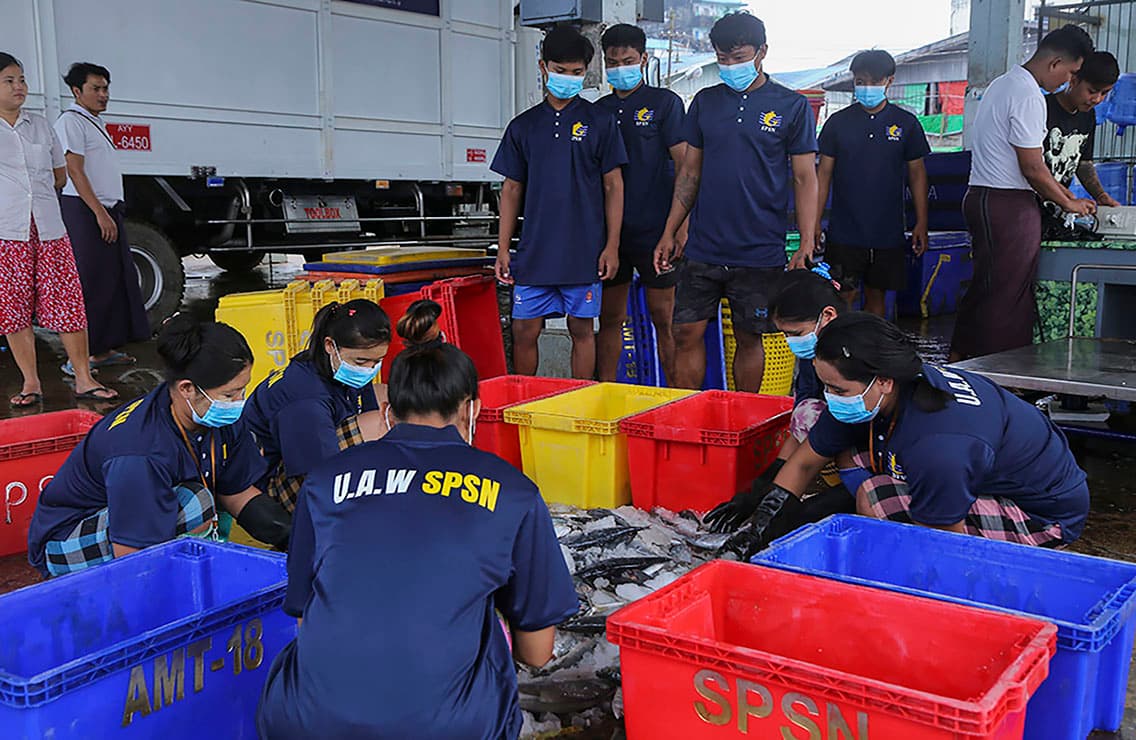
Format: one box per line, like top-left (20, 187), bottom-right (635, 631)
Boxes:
top-left (321, 246), bottom-right (486, 265)
top-left (503, 383), bottom-right (697, 508)
top-left (215, 279), bottom-right (383, 392)
top-left (720, 301), bottom-right (795, 396)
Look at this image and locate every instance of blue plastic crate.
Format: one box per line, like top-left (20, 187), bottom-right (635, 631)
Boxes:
top-left (615, 276), bottom-right (662, 386)
top-left (0, 540), bottom-right (294, 739)
top-left (897, 231), bottom-right (973, 318)
top-left (754, 515), bottom-right (1136, 740)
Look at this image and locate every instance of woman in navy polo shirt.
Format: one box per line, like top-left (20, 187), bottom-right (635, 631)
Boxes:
top-left (243, 298), bottom-right (390, 514)
top-left (706, 266), bottom-right (853, 534)
top-left (258, 300), bottom-right (578, 740)
top-left (27, 315), bottom-right (292, 576)
top-left (731, 312), bottom-right (1089, 558)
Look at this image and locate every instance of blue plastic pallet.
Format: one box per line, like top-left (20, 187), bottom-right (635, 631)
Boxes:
top-left (754, 515), bottom-right (1136, 740)
top-left (303, 257), bottom-right (494, 275)
top-left (0, 540), bottom-right (294, 739)
top-left (615, 276), bottom-right (662, 386)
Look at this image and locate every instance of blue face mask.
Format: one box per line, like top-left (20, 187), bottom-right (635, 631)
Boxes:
top-left (189, 388), bottom-right (245, 428)
top-left (333, 343), bottom-right (381, 389)
top-left (854, 85), bottom-right (887, 109)
top-left (785, 318), bottom-right (822, 360)
top-left (825, 377), bottom-right (883, 424)
top-left (606, 64), bottom-right (643, 91)
top-left (546, 71), bottom-right (584, 100)
top-left (718, 58), bottom-right (759, 92)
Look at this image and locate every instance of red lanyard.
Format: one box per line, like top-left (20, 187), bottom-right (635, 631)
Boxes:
top-left (172, 407), bottom-right (216, 491)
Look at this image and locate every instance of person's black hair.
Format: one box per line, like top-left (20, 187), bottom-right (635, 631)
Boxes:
top-left (1038, 25), bottom-right (1094, 62)
top-left (63, 62), bottom-right (110, 92)
top-left (602, 24), bottom-right (647, 55)
top-left (769, 270), bottom-right (843, 323)
top-left (158, 313), bottom-right (253, 389)
top-left (849, 50), bottom-right (896, 81)
top-left (0, 53), bottom-right (22, 72)
top-left (303, 299), bottom-right (391, 379)
top-left (709, 12), bottom-right (766, 53)
top-left (542, 25), bottom-right (595, 66)
top-left (1076, 50), bottom-right (1120, 87)
top-left (815, 312), bottom-right (952, 412)
top-left (388, 299), bottom-right (478, 421)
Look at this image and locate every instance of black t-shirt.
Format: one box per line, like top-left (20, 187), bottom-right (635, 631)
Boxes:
top-left (1044, 94), bottom-right (1096, 187)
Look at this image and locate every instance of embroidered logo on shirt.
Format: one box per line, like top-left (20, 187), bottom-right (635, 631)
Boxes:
top-left (571, 122), bottom-right (589, 141)
top-left (585, 290), bottom-right (594, 303)
top-left (635, 108), bottom-right (654, 126)
top-left (887, 452), bottom-right (907, 481)
top-left (760, 111), bottom-right (782, 133)
top-left (886, 124), bottom-right (903, 142)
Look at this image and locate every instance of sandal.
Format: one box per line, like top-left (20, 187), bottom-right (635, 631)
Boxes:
top-left (9, 392), bottom-right (43, 408)
top-left (74, 386), bottom-right (118, 401)
top-left (92, 351), bottom-right (136, 369)
top-left (61, 361), bottom-right (98, 378)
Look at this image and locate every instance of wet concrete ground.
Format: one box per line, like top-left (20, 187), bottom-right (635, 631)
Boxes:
top-left (0, 257), bottom-right (1133, 735)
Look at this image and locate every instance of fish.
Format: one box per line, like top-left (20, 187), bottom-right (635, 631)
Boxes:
top-left (558, 614), bottom-right (609, 635)
top-left (574, 556), bottom-right (669, 582)
top-left (518, 678), bottom-right (616, 714)
top-left (559, 526), bottom-right (642, 550)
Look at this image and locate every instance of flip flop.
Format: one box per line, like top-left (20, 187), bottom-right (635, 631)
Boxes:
top-left (9, 392), bottom-right (43, 408)
top-left (74, 386), bottom-right (118, 401)
top-left (60, 361), bottom-right (99, 378)
top-left (91, 352), bottom-right (136, 369)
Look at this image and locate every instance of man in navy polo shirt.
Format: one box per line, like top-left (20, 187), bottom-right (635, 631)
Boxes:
top-left (817, 50), bottom-right (931, 318)
top-left (595, 24), bottom-right (687, 383)
top-left (654, 12), bottom-right (819, 392)
top-left (493, 25), bottom-right (628, 380)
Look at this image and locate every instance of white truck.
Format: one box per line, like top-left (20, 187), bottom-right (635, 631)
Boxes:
top-left (10, 0), bottom-right (549, 323)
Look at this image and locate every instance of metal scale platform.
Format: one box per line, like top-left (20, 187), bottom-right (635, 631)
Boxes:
top-left (951, 338), bottom-right (1136, 402)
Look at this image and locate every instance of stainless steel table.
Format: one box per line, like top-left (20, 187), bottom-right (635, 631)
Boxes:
top-left (950, 338), bottom-right (1136, 402)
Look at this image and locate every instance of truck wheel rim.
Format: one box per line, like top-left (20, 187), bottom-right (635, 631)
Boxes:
top-left (131, 245), bottom-right (164, 311)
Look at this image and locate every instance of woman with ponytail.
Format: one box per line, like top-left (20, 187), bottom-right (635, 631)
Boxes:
top-left (727, 311), bottom-right (1089, 558)
top-left (243, 299), bottom-right (391, 513)
top-left (27, 314), bottom-right (292, 576)
top-left (705, 265), bottom-right (854, 533)
top-left (259, 299), bottom-right (578, 740)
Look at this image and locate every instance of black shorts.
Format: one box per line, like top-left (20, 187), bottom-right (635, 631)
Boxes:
top-left (605, 249), bottom-right (679, 289)
top-left (825, 241), bottom-right (908, 292)
top-left (673, 259), bottom-right (779, 334)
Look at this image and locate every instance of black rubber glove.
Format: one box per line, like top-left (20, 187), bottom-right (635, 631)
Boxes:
top-left (718, 484), bottom-right (804, 560)
top-left (703, 458), bottom-right (786, 533)
top-left (236, 494), bottom-right (292, 550)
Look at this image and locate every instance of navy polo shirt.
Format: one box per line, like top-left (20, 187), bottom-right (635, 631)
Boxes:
top-left (259, 423), bottom-right (578, 739)
top-left (596, 85), bottom-right (685, 253)
top-left (809, 365), bottom-right (1088, 541)
top-left (491, 98), bottom-right (628, 285)
top-left (795, 359), bottom-right (823, 407)
top-left (243, 358), bottom-right (378, 485)
top-left (27, 383), bottom-right (266, 572)
top-left (819, 102), bottom-right (931, 249)
top-left (683, 80), bottom-right (817, 268)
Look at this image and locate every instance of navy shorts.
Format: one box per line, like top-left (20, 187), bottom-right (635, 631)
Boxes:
top-left (512, 283), bottom-right (602, 320)
top-left (605, 250), bottom-right (679, 289)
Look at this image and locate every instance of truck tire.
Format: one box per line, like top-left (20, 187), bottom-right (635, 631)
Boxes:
top-left (126, 220), bottom-right (184, 327)
top-left (209, 250), bottom-right (264, 273)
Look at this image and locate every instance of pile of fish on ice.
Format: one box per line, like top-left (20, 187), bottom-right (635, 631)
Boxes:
top-left (518, 504), bottom-right (736, 737)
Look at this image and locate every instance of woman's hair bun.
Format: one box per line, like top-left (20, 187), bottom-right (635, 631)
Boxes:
top-left (396, 299), bottom-right (443, 348)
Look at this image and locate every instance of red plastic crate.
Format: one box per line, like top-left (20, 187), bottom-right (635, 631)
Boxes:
top-left (475, 376), bottom-right (594, 468)
top-left (608, 561), bottom-right (1056, 740)
top-left (619, 390), bottom-right (792, 513)
top-left (423, 275), bottom-right (507, 381)
top-left (0, 410), bottom-right (102, 557)
top-left (378, 289), bottom-right (425, 383)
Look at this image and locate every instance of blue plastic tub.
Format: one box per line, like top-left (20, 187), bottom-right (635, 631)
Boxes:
top-left (897, 231), bottom-right (973, 318)
top-left (1095, 162), bottom-right (1130, 205)
top-left (754, 515), bottom-right (1136, 740)
top-left (0, 540), bottom-right (294, 739)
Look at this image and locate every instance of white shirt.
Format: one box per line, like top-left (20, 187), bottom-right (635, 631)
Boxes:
top-left (969, 65), bottom-right (1047, 190)
top-left (0, 110), bottom-right (67, 242)
top-left (55, 103), bottom-right (124, 206)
